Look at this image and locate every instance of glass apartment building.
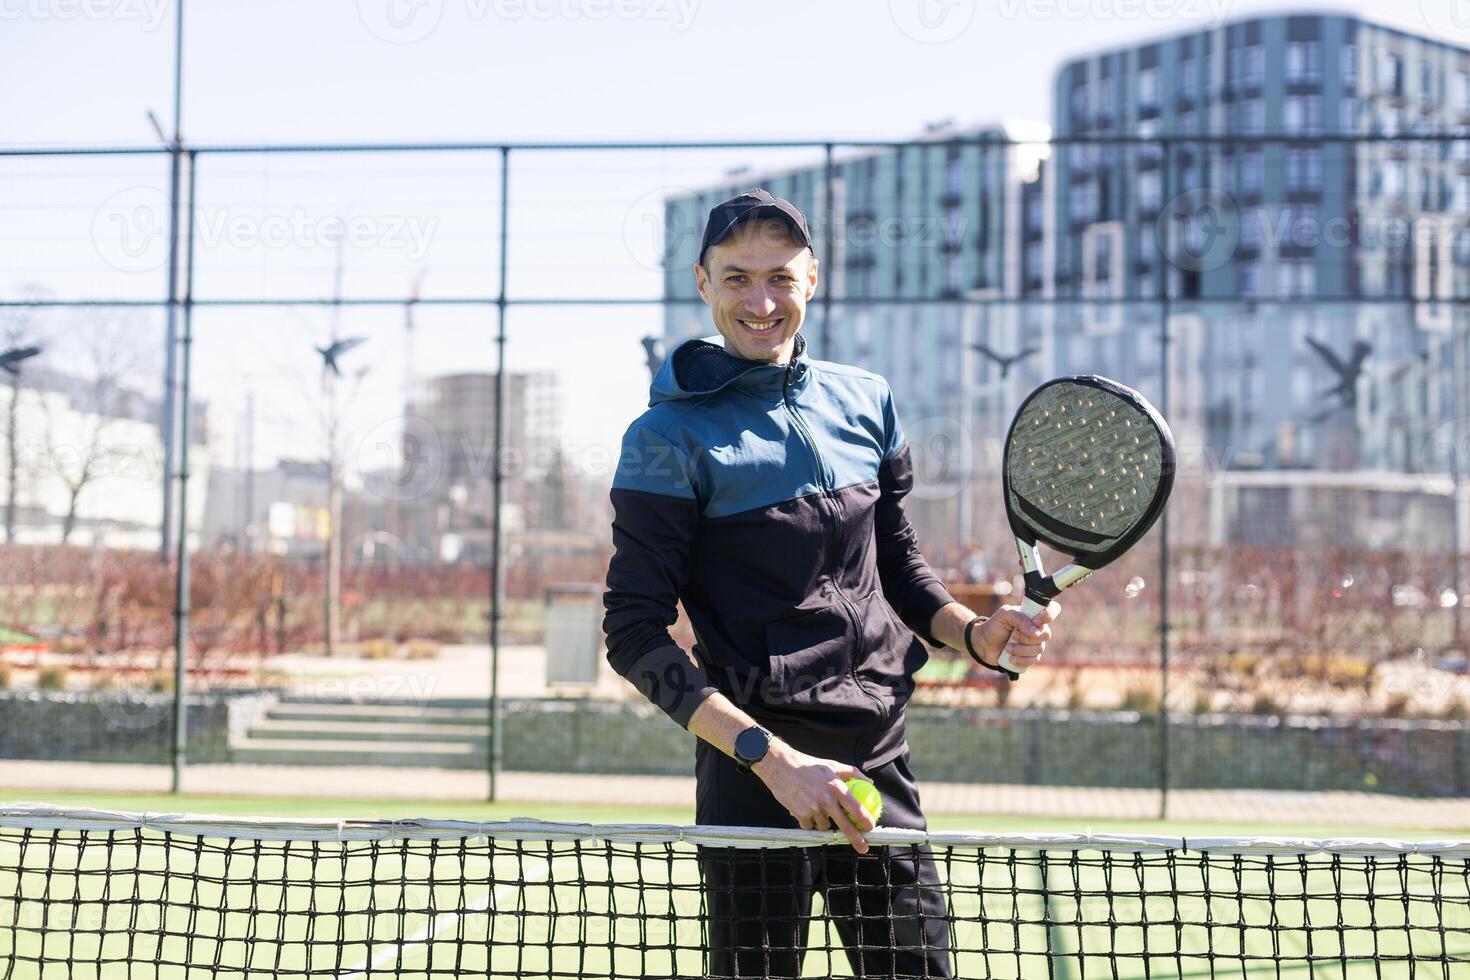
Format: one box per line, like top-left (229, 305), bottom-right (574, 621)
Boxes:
top-left (661, 11), bottom-right (1470, 551)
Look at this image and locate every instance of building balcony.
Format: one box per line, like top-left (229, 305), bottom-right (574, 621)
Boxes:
top-left (940, 239), bottom-right (963, 256)
top-left (846, 252), bottom-right (877, 269)
top-left (939, 190), bottom-right (963, 208)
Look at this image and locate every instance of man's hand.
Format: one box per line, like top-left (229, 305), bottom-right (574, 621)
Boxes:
top-left (973, 601), bottom-right (1061, 672)
top-left (750, 741), bottom-right (875, 853)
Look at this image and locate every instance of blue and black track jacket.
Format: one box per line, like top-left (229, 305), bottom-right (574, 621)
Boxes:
top-left (602, 332), bottom-right (957, 769)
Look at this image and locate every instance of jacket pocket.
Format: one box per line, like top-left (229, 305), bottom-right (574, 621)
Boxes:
top-left (765, 606), bottom-right (860, 710)
top-left (855, 589), bottom-right (929, 703)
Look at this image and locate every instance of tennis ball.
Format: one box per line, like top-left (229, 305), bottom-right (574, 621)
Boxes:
top-left (845, 778), bottom-right (883, 823)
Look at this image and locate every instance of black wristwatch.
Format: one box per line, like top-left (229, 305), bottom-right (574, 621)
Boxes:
top-left (733, 725), bottom-right (772, 773)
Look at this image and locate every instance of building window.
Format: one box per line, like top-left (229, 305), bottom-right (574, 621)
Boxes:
top-left (1178, 109), bottom-right (1196, 135)
top-left (1095, 233), bottom-right (1112, 283)
top-left (945, 153), bottom-right (963, 198)
top-left (1139, 170), bottom-right (1162, 210)
top-left (1241, 150), bottom-right (1264, 195)
top-left (1458, 73), bottom-right (1470, 112)
top-left (1179, 58), bottom-right (1198, 100)
top-left (1286, 147), bottom-right (1323, 192)
top-left (1069, 181), bottom-right (1096, 223)
top-left (1244, 45), bottom-right (1264, 87)
top-left (1279, 259), bottom-right (1316, 298)
top-left (1379, 51), bottom-right (1404, 97)
top-left (1238, 261), bottom-right (1261, 297)
top-left (1342, 45), bottom-right (1358, 89)
top-left (1284, 96), bottom-right (1323, 135)
top-left (1422, 63), bottom-right (1437, 103)
top-left (1286, 42), bottom-right (1321, 84)
top-left (1456, 175), bottom-right (1470, 212)
top-left (945, 254), bottom-right (962, 293)
top-left (1238, 207), bottom-right (1261, 249)
top-left (1340, 97), bottom-right (1358, 134)
top-left (1026, 194), bottom-right (1043, 233)
top-left (1243, 98), bottom-right (1265, 135)
top-left (1138, 67), bottom-right (1159, 109)
top-left (1383, 159), bottom-right (1406, 199)
top-left (1137, 227), bottom-right (1155, 264)
top-left (1284, 205), bottom-right (1317, 248)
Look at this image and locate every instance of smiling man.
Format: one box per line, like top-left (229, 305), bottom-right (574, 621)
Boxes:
top-left (603, 189), bottom-right (1058, 978)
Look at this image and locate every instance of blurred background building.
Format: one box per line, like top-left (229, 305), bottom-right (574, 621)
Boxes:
top-left (661, 10), bottom-right (1470, 556)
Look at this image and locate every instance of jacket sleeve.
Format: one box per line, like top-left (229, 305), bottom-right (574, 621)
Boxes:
top-left (602, 420), bottom-right (719, 727)
top-left (875, 384), bottom-right (957, 646)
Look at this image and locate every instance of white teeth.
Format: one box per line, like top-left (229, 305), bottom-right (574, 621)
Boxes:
top-left (741, 320), bottom-right (780, 332)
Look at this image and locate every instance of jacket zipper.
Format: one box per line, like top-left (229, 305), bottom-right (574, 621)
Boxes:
top-left (783, 359), bottom-right (888, 721)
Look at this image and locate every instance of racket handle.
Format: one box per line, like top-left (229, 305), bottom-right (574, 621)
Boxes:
top-left (997, 595), bottom-right (1055, 675)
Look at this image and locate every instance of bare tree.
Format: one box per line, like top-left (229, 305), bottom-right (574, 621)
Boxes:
top-left (39, 315), bottom-right (142, 544)
top-left (1, 295), bottom-right (45, 543)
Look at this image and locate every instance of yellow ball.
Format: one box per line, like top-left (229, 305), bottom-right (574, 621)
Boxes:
top-left (845, 778), bottom-right (884, 823)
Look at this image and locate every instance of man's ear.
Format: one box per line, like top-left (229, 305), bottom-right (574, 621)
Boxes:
top-left (805, 255), bottom-right (820, 301)
top-left (695, 263), bottom-right (711, 304)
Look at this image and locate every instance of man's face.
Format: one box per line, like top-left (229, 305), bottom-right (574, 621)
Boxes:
top-left (695, 219), bottom-right (818, 365)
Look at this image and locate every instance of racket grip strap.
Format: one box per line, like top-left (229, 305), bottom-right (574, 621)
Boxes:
top-left (964, 615), bottom-right (1018, 681)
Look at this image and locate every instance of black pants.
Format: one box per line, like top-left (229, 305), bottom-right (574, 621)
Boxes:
top-left (695, 743), bottom-right (954, 979)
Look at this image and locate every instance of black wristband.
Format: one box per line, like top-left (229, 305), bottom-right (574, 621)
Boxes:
top-left (965, 615), bottom-right (1019, 681)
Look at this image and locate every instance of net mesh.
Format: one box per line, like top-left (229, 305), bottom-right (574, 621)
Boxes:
top-left (1, 808), bottom-right (1467, 979)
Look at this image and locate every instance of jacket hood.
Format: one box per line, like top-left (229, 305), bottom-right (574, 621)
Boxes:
top-left (649, 332), bottom-right (809, 407)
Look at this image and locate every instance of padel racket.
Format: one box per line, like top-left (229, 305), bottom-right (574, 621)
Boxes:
top-left (999, 375), bottom-right (1175, 675)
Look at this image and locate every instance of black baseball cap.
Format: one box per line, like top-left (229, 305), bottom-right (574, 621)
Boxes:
top-left (698, 189), bottom-right (813, 266)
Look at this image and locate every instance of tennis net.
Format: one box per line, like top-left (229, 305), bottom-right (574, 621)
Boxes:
top-left (1, 806), bottom-right (1467, 979)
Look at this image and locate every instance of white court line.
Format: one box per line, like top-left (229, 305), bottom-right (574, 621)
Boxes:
top-left (337, 856), bottom-right (552, 980)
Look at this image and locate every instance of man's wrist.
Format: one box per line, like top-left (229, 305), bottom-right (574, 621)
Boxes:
top-left (749, 737), bottom-right (787, 779)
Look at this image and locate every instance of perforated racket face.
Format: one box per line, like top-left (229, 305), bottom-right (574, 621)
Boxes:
top-left (1003, 377), bottom-right (1174, 563)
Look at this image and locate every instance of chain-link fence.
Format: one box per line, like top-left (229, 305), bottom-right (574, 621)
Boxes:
top-left (1, 135), bottom-right (1466, 807)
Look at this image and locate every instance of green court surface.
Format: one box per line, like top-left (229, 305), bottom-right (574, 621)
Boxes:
top-left (2, 793), bottom-right (1467, 979)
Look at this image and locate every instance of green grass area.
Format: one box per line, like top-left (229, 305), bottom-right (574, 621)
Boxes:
top-left (2, 792), bottom-right (1466, 978)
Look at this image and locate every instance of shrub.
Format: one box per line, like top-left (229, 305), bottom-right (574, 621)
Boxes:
top-left (361, 640), bottom-right (398, 660)
top-left (405, 640), bottom-right (440, 661)
top-left (36, 664), bottom-right (70, 691)
top-left (1120, 683), bottom-right (1160, 714)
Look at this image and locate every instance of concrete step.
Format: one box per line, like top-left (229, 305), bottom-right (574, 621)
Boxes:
top-left (264, 702), bottom-right (490, 726)
top-left (249, 718), bottom-right (488, 743)
top-left (277, 694), bottom-right (492, 709)
top-left (228, 736), bottom-right (486, 769)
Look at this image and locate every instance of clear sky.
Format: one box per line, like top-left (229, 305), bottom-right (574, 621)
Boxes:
top-left (0, 0), bottom-right (1454, 473)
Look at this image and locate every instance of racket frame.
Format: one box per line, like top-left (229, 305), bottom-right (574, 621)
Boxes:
top-left (996, 375), bottom-right (1175, 674)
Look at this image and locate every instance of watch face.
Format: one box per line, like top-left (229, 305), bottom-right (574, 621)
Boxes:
top-left (735, 727), bottom-right (769, 764)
